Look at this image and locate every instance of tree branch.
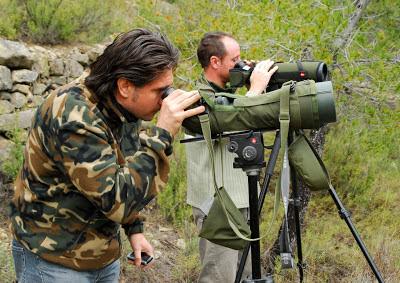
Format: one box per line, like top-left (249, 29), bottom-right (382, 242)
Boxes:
top-left (332, 0), bottom-right (371, 64)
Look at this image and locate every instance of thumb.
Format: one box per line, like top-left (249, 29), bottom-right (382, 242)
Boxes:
top-left (134, 249), bottom-right (141, 267)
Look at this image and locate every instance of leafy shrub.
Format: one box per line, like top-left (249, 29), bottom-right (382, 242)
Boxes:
top-left (156, 139), bottom-right (192, 226)
top-left (1, 128), bottom-right (24, 180)
top-left (0, 0), bottom-right (23, 39)
top-left (22, 0), bottom-right (128, 44)
top-left (0, 0), bottom-right (129, 44)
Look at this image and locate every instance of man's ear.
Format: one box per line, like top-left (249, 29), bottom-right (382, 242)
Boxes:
top-left (116, 78), bottom-right (134, 99)
top-left (209, 56), bottom-right (221, 69)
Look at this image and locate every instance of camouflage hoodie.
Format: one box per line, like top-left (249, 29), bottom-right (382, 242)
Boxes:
top-left (9, 74), bottom-right (172, 270)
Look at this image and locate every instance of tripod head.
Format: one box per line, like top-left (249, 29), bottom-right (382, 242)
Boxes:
top-left (227, 131), bottom-right (266, 171)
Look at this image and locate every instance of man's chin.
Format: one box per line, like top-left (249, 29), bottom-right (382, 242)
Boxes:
top-left (141, 114), bottom-right (156, 121)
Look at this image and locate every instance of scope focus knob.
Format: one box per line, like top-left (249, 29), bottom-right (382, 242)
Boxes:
top-left (228, 141), bottom-right (239, 153)
top-left (242, 146), bottom-right (257, 161)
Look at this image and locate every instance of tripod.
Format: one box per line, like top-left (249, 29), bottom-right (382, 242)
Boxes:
top-left (227, 130), bottom-right (384, 283)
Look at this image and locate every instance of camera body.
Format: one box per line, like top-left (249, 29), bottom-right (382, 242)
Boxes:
top-left (229, 60), bottom-right (328, 91)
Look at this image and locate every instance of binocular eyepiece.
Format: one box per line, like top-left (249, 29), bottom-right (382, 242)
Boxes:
top-left (161, 86), bottom-right (175, 99)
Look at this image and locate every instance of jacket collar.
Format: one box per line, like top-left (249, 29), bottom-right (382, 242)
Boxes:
top-left (198, 73), bottom-right (236, 94)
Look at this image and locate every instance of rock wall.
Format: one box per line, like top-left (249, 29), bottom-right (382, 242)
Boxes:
top-left (0, 39), bottom-right (105, 181)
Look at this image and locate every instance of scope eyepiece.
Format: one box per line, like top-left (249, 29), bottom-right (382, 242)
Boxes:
top-left (162, 86), bottom-right (175, 99)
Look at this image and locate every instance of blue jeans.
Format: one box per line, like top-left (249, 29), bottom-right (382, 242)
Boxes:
top-left (12, 239), bottom-right (120, 283)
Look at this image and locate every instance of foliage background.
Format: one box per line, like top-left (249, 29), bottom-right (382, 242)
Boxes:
top-left (0, 0), bottom-right (399, 282)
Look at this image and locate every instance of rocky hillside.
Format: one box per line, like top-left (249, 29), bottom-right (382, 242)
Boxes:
top-left (0, 39), bottom-right (105, 180)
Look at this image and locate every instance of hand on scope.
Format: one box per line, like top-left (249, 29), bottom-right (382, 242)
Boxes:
top-left (157, 89), bottom-right (205, 136)
top-left (248, 59), bottom-right (279, 96)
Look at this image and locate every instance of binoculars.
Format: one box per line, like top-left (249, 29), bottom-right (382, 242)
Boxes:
top-left (229, 60), bottom-right (328, 91)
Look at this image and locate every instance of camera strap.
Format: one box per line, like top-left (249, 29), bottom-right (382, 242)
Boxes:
top-left (197, 81), bottom-right (297, 244)
top-left (277, 82), bottom-right (295, 268)
top-left (279, 146), bottom-right (295, 268)
top-left (265, 81), bottom-right (292, 233)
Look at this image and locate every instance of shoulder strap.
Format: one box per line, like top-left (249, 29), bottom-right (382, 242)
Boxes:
top-left (263, 82), bottom-right (293, 234)
top-left (198, 114), bottom-right (260, 242)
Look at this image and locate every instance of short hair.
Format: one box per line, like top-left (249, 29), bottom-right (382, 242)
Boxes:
top-left (197, 31), bottom-right (234, 68)
top-left (85, 28), bottom-right (179, 97)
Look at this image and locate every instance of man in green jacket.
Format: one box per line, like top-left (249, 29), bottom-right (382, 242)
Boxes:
top-left (9, 28), bottom-right (204, 282)
top-left (185, 32), bottom-right (278, 282)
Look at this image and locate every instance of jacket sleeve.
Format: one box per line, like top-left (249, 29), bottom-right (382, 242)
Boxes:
top-left (54, 101), bottom-right (172, 228)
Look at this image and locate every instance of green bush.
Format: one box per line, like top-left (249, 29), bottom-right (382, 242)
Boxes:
top-left (1, 128), bottom-right (24, 180)
top-left (22, 0), bottom-right (127, 44)
top-left (0, 0), bottom-right (23, 39)
top-left (0, 0), bottom-right (130, 44)
top-left (156, 139), bottom-right (192, 226)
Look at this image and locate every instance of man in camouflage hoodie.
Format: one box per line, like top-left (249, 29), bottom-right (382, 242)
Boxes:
top-left (9, 28), bottom-right (204, 282)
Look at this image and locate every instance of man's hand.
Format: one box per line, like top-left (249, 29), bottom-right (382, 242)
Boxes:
top-left (248, 59), bottom-right (279, 96)
top-left (128, 233), bottom-right (154, 269)
top-left (156, 90), bottom-right (205, 136)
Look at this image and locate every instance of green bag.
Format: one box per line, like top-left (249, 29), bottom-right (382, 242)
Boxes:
top-left (196, 84), bottom-right (295, 250)
top-left (199, 186), bottom-right (251, 250)
top-left (182, 80), bottom-right (336, 136)
top-left (197, 114), bottom-right (252, 250)
top-left (288, 133), bottom-right (331, 191)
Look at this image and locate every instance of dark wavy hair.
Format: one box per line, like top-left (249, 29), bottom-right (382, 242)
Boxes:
top-left (85, 28), bottom-right (179, 97)
top-left (197, 31), bottom-right (233, 68)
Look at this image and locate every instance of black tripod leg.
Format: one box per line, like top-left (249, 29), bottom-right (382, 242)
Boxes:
top-left (249, 175), bottom-right (262, 279)
top-left (329, 187), bottom-right (384, 283)
top-left (288, 132), bottom-right (305, 282)
top-left (235, 132), bottom-right (281, 283)
top-left (291, 169), bottom-right (305, 282)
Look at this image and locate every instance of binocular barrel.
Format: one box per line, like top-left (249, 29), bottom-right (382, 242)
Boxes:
top-left (229, 61), bottom-right (328, 89)
top-left (270, 61), bottom-right (328, 85)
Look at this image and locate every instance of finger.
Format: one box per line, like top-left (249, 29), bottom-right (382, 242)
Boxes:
top-left (163, 88), bottom-right (186, 100)
top-left (183, 105), bottom-right (206, 119)
top-left (265, 60), bottom-right (275, 69)
top-left (176, 90), bottom-right (200, 105)
top-left (168, 90), bottom-right (199, 105)
top-left (176, 92), bottom-right (202, 110)
top-left (134, 249), bottom-right (141, 267)
top-left (254, 61), bottom-right (265, 71)
top-left (268, 65), bottom-right (279, 74)
top-left (254, 60), bottom-right (270, 71)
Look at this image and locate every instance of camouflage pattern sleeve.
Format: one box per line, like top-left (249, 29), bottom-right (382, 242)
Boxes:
top-left (55, 91), bottom-right (172, 227)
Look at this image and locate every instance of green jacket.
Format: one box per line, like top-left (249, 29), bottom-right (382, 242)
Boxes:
top-left (9, 74), bottom-right (172, 270)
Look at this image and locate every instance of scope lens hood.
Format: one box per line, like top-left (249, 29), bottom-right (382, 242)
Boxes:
top-left (315, 81), bottom-right (336, 124)
top-left (316, 62), bottom-right (328, 82)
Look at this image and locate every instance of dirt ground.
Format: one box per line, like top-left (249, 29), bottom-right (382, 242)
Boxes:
top-left (120, 204), bottom-right (192, 283)
top-left (0, 183), bottom-right (196, 283)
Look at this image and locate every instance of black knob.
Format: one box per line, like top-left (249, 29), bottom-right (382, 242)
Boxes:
top-left (242, 146), bottom-right (257, 161)
top-left (228, 141), bottom-right (239, 153)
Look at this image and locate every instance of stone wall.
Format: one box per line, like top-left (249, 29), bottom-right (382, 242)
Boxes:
top-left (0, 39), bottom-right (105, 182)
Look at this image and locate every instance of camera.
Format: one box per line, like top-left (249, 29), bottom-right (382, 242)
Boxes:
top-left (229, 60), bottom-right (328, 91)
